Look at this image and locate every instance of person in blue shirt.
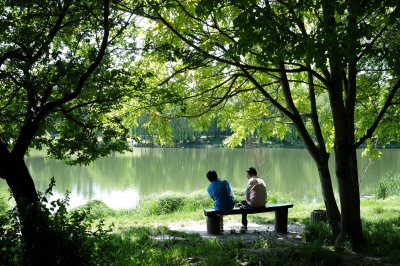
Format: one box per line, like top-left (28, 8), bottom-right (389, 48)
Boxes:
top-left (206, 170), bottom-right (234, 214)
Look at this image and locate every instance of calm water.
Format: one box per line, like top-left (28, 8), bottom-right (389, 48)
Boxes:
top-left (1, 148), bottom-right (399, 209)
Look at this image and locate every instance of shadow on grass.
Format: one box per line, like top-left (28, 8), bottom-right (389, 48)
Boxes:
top-left (108, 224), bottom-right (347, 266)
top-left (362, 216), bottom-right (400, 263)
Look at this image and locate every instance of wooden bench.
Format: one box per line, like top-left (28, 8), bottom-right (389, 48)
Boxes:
top-left (204, 203), bottom-right (293, 234)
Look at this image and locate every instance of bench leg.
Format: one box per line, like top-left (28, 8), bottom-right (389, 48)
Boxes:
top-left (241, 214), bottom-right (248, 227)
top-left (275, 209), bottom-right (288, 233)
top-left (207, 215), bottom-right (222, 234)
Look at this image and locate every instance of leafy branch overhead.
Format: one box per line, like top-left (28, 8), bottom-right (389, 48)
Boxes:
top-left (132, 0), bottom-right (400, 153)
top-left (0, 0), bottom-right (146, 164)
top-left (129, 0), bottom-right (400, 248)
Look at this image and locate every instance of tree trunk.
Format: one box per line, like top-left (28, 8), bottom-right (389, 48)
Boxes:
top-left (4, 156), bottom-right (56, 265)
top-left (315, 158), bottom-right (341, 240)
top-left (335, 143), bottom-right (364, 249)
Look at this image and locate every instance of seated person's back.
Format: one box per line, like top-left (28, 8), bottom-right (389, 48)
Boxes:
top-left (207, 170), bottom-right (234, 214)
top-left (244, 167), bottom-right (267, 207)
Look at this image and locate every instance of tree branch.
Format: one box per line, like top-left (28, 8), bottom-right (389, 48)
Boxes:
top-left (12, 0), bottom-right (111, 158)
top-left (354, 79), bottom-right (400, 148)
top-left (43, 0), bottom-right (111, 112)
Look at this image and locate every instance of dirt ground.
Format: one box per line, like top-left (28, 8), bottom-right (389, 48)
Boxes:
top-left (166, 219), bottom-right (305, 244)
top-left (163, 220), bottom-right (391, 265)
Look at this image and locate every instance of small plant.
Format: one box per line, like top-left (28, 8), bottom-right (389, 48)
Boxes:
top-left (304, 221), bottom-right (333, 245)
top-left (0, 178), bottom-right (115, 266)
top-left (0, 205), bottom-right (25, 265)
top-left (78, 199), bottom-right (115, 219)
top-left (0, 193), bottom-right (9, 214)
top-left (375, 174), bottom-right (400, 199)
top-left (140, 193), bottom-right (185, 215)
top-left (183, 191), bottom-right (213, 210)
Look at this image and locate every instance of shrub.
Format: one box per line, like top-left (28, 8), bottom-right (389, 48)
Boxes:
top-left (0, 178), bottom-right (114, 266)
top-left (182, 191), bottom-right (213, 211)
top-left (0, 205), bottom-right (24, 265)
top-left (78, 199), bottom-right (115, 219)
top-left (303, 221), bottom-right (333, 245)
top-left (376, 174), bottom-right (400, 199)
top-left (0, 193), bottom-right (9, 214)
top-left (139, 193), bottom-right (185, 215)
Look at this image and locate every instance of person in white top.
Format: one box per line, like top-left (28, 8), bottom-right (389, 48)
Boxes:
top-left (243, 167), bottom-right (267, 207)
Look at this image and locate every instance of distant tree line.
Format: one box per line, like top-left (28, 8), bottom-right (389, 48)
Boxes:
top-left (131, 114), bottom-right (400, 149)
top-left (131, 113), bottom-right (303, 147)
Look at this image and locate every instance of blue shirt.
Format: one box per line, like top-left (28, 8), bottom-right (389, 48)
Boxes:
top-left (207, 178), bottom-right (234, 214)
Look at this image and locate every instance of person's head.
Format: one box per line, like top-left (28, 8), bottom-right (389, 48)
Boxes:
top-left (206, 170), bottom-right (218, 182)
top-left (246, 167), bottom-right (257, 178)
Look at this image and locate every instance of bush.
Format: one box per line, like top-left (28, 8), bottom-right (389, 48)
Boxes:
top-left (182, 191), bottom-right (213, 211)
top-left (140, 193), bottom-right (185, 215)
top-left (0, 178), bottom-right (115, 266)
top-left (78, 199), bottom-right (115, 219)
top-left (137, 191), bottom-right (214, 215)
top-left (0, 193), bottom-right (10, 214)
top-left (0, 205), bottom-right (24, 265)
top-left (303, 221), bottom-right (333, 245)
top-left (376, 174), bottom-right (400, 199)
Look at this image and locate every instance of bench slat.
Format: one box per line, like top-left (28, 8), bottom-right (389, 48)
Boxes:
top-left (204, 203), bottom-right (293, 216)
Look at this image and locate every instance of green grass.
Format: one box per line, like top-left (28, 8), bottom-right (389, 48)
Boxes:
top-left (1, 186), bottom-right (399, 265)
top-left (68, 189), bottom-right (399, 265)
top-left (375, 174), bottom-right (400, 199)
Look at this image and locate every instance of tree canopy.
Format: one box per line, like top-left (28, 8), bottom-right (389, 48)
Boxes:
top-left (129, 0), bottom-right (400, 248)
top-left (1, 0), bottom-right (400, 261)
top-left (0, 0), bottom-right (144, 166)
top-left (0, 0), bottom-right (142, 263)
top-left (132, 0), bottom-right (400, 150)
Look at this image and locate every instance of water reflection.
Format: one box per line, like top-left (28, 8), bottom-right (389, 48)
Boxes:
top-left (49, 186), bottom-right (140, 210)
top-left (0, 148), bottom-right (399, 209)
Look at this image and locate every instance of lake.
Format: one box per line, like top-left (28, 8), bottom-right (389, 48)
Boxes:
top-left (1, 148), bottom-right (399, 209)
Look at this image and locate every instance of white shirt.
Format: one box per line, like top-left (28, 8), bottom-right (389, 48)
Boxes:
top-left (245, 176), bottom-right (267, 207)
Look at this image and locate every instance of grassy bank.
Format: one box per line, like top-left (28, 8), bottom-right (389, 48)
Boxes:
top-left (62, 187), bottom-right (398, 265)
top-left (85, 192), bottom-right (399, 265)
top-left (1, 176), bottom-right (400, 265)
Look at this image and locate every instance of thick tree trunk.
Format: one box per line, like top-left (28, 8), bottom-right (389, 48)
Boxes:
top-left (315, 158), bottom-right (341, 240)
top-left (276, 63), bottom-right (342, 241)
top-left (4, 156), bottom-right (56, 265)
top-left (335, 143), bottom-right (364, 249)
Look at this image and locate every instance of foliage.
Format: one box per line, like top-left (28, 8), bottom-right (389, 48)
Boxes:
top-left (0, 204), bottom-right (24, 265)
top-left (375, 174), bottom-right (400, 199)
top-left (363, 217), bottom-right (400, 262)
top-left (132, 0), bottom-right (400, 151)
top-left (138, 191), bottom-right (213, 215)
top-left (0, 1), bottom-right (142, 262)
top-left (129, 0), bottom-right (400, 246)
top-left (304, 221), bottom-right (334, 246)
top-left (182, 191), bottom-right (215, 210)
top-left (0, 0), bottom-right (141, 164)
top-left (0, 192), bottom-right (9, 214)
top-left (118, 226), bottom-right (243, 265)
top-left (78, 199), bottom-right (115, 219)
top-left (0, 179), bottom-right (115, 266)
top-left (4, 189), bottom-right (397, 265)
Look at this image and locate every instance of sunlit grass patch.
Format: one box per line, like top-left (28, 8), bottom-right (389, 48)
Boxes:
top-left (360, 196), bottom-right (400, 220)
top-left (77, 199), bottom-right (115, 219)
top-left (112, 225), bottom-right (245, 265)
top-left (375, 174), bottom-right (400, 199)
top-left (136, 191), bottom-right (213, 216)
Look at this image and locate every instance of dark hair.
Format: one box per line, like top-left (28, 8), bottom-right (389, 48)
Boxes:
top-left (206, 170), bottom-right (218, 182)
top-left (246, 167), bottom-right (257, 176)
